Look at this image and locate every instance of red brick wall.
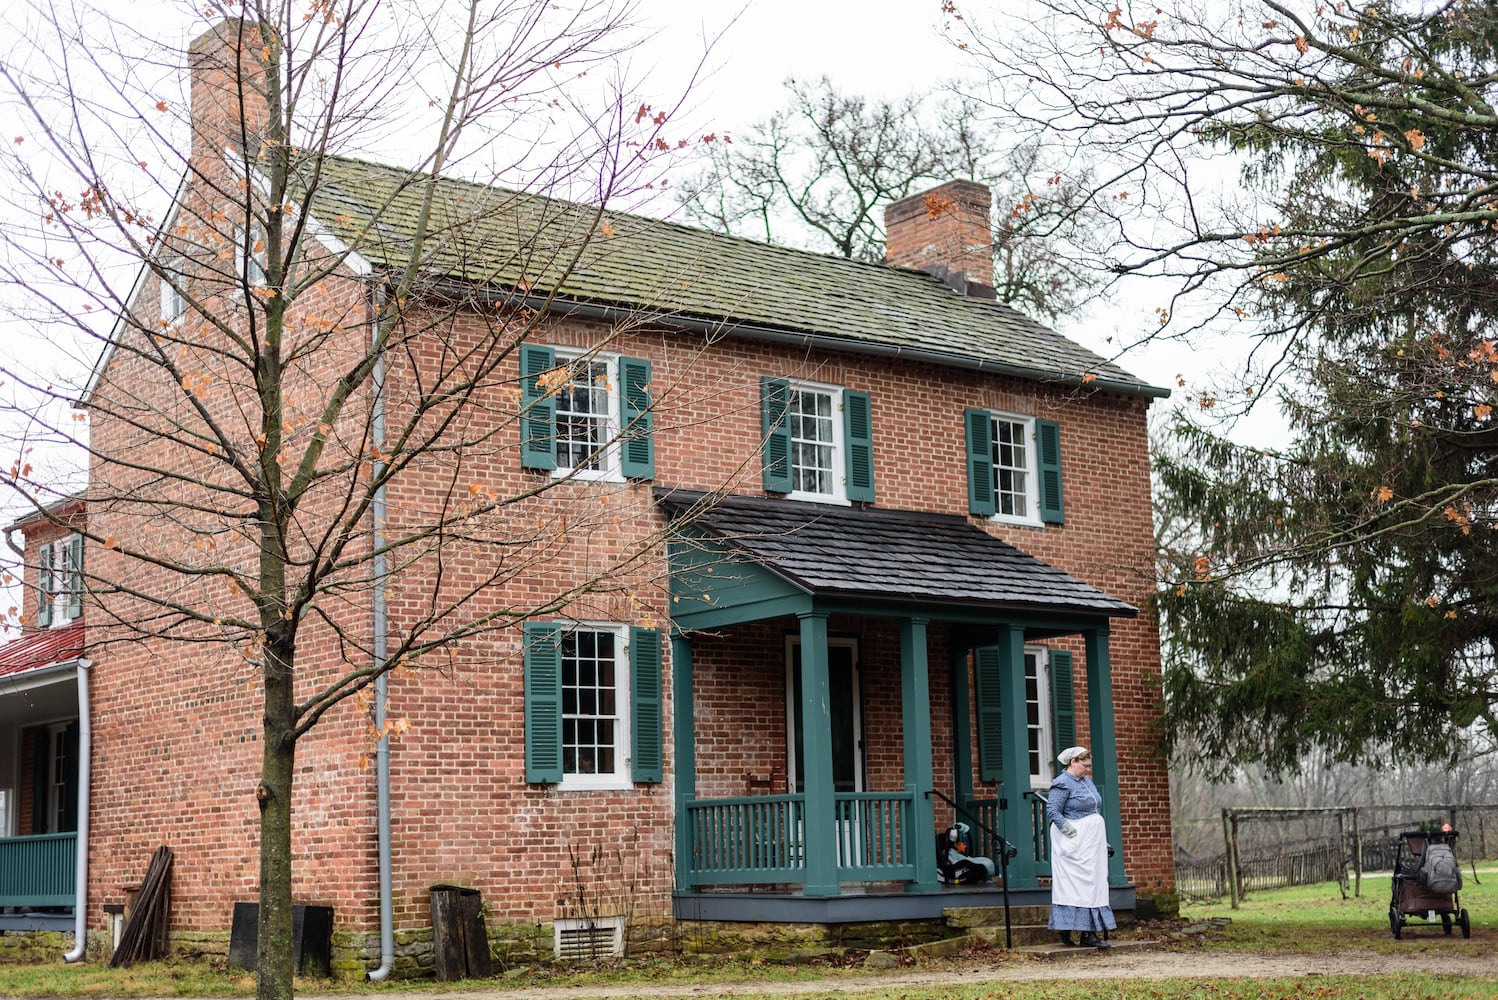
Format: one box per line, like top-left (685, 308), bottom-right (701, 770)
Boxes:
top-left (80, 290), bottom-right (1172, 945)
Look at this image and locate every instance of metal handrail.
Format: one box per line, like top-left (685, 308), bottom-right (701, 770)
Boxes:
top-left (927, 788), bottom-right (1019, 949)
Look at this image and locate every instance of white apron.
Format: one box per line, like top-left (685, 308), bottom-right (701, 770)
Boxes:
top-left (1049, 811), bottom-right (1109, 908)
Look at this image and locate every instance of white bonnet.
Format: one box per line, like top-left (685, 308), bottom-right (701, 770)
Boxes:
top-left (1057, 746), bottom-right (1090, 766)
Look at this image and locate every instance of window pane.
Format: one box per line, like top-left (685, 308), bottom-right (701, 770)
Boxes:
top-left (789, 388), bottom-right (836, 495)
top-left (991, 418), bottom-right (1030, 517)
top-left (555, 360), bottom-right (611, 471)
top-left (561, 628), bottom-right (620, 778)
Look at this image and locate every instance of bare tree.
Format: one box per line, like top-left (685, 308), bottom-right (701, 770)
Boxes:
top-left (676, 76), bottom-right (1109, 322)
top-left (0, 2), bottom-right (709, 997)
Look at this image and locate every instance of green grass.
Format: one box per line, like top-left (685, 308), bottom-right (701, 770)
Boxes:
top-left (0, 875), bottom-right (1494, 998)
top-left (1179, 865), bottom-right (1497, 953)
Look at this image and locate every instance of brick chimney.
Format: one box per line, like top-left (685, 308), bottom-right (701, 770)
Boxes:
top-left (884, 180), bottom-right (994, 295)
top-left (188, 18), bottom-right (271, 160)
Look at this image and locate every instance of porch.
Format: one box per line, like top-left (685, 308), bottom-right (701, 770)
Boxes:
top-left (0, 832), bottom-right (77, 930)
top-left (659, 490), bottom-right (1137, 922)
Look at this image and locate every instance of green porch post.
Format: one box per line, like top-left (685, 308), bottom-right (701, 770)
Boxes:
top-left (900, 618), bottom-right (939, 891)
top-left (798, 612), bottom-right (839, 896)
top-left (997, 624), bottom-right (1038, 883)
top-left (671, 632), bottom-right (696, 893)
top-left (1084, 629), bottom-right (1126, 884)
top-left (950, 643), bottom-right (973, 809)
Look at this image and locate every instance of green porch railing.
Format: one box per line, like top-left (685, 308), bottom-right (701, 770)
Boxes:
top-left (963, 796), bottom-right (1052, 875)
top-left (686, 794), bottom-right (805, 885)
top-left (0, 832), bottom-right (77, 908)
top-left (683, 791), bottom-right (916, 887)
top-left (833, 791), bottom-right (915, 880)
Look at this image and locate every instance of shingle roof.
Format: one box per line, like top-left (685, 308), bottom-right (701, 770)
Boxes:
top-left (0, 623), bottom-right (85, 678)
top-left (303, 156), bottom-right (1164, 397)
top-left (655, 489), bottom-right (1137, 618)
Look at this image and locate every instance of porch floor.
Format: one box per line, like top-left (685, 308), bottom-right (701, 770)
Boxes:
top-left (673, 883), bottom-right (1136, 923)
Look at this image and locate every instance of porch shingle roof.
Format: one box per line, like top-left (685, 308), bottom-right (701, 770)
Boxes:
top-left (655, 490), bottom-right (1137, 618)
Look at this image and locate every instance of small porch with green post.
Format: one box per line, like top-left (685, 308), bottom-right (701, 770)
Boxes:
top-left (658, 490), bottom-right (1136, 923)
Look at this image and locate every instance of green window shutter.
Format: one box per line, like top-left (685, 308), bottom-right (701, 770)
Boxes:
top-left (761, 377), bottom-right (792, 493)
top-left (630, 627), bottom-right (663, 783)
top-left (519, 344), bottom-right (558, 471)
top-left (843, 390), bottom-right (875, 503)
top-left (67, 535), bottom-right (83, 619)
top-left (61, 721), bottom-right (79, 832)
top-left (965, 409), bottom-right (995, 517)
top-left (974, 645), bottom-right (1004, 782)
top-left (38, 544), bottom-right (53, 628)
top-left (619, 356), bottom-right (655, 480)
top-left (1049, 649), bottom-right (1076, 775)
top-left (1037, 418), bottom-right (1065, 524)
top-left (523, 621), bottom-right (564, 783)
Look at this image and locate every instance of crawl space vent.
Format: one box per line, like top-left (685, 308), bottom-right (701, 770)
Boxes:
top-left (554, 916), bottom-right (624, 959)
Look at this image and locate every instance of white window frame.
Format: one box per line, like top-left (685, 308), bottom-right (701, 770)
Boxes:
top-left (159, 257), bottom-right (185, 327)
top-left (39, 534), bottom-right (82, 628)
top-left (990, 412), bottom-right (1042, 526)
top-left (558, 622), bottom-right (632, 792)
top-left (786, 380), bottom-right (848, 505)
top-left (552, 348), bottom-right (623, 482)
top-left (0, 787), bottom-right (12, 838)
top-left (1024, 647), bottom-right (1053, 791)
top-left (236, 224), bottom-right (267, 288)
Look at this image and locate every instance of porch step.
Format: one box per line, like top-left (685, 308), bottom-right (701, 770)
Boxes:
top-left (943, 904), bottom-right (1050, 928)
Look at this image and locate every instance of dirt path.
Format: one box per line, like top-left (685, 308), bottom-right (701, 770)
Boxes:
top-left (358, 946), bottom-right (1498, 1000)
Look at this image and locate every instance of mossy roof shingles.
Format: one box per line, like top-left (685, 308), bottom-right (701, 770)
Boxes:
top-left (306, 156), bottom-right (1163, 397)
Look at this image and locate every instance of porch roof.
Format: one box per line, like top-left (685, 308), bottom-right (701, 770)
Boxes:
top-left (656, 489), bottom-right (1137, 626)
top-left (0, 623), bottom-right (85, 679)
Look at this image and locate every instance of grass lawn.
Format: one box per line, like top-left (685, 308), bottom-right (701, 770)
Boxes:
top-left (1179, 863), bottom-right (1497, 954)
top-left (0, 874), bottom-right (1494, 999)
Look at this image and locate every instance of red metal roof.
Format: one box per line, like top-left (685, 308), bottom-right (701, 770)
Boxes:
top-left (0, 623), bottom-right (85, 678)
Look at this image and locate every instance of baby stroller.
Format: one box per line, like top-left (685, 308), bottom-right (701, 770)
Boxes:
top-left (935, 822), bottom-right (995, 884)
top-left (1388, 829), bottom-right (1469, 938)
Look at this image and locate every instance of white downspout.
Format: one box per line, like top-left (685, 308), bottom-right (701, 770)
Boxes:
top-left (63, 657), bottom-right (92, 963)
top-left (366, 285), bottom-right (395, 982)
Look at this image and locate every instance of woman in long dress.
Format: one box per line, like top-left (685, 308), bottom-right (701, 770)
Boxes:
top-left (1047, 746), bottom-right (1116, 948)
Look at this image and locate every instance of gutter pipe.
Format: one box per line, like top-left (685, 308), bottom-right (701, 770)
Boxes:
top-left (63, 657), bottom-right (92, 963)
top-left (366, 286), bottom-right (395, 982)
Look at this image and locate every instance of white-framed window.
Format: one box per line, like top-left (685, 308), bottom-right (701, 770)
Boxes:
top-left (553, 349), bottom-right (621, 479)
top-left (1024, 647), bottom-right (1053, 791)
top-left (787, 381), bottom-right (846, 503)
top-left (0, 787), bottom-right (12, 838)
top-left (991, 413), bottom-right (1041, 524)
top-left (237, 224), bottom-right (267, 287)
top-left (560, 624), bottom-right (631, 791)
top-left (159, 257), bottom-right (185, 326)
top-left (37, 534), bottom-right (83, 628)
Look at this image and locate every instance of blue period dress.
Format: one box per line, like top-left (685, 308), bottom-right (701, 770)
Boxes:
top-left (1046, 771), bottom-right (1117, 933)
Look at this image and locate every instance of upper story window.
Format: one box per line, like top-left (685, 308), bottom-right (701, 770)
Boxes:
top-left (761, 377), bottom-right (875, 504)
top-left (519, 344), bottom-right (654, 481)
top-left (37, 534), bottom-right (83, 628)
top-left (237, 225), bottom-right (267, 288)
top-left (554, 351), bottom-right (619, 477)
top-left (159, 258), bottom-right (185, 327)
top-left (964, 409), bottom-right (1064, 525)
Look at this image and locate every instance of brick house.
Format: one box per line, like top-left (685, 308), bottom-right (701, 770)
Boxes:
top-left (0, 20), bottom-right (1172, 971)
